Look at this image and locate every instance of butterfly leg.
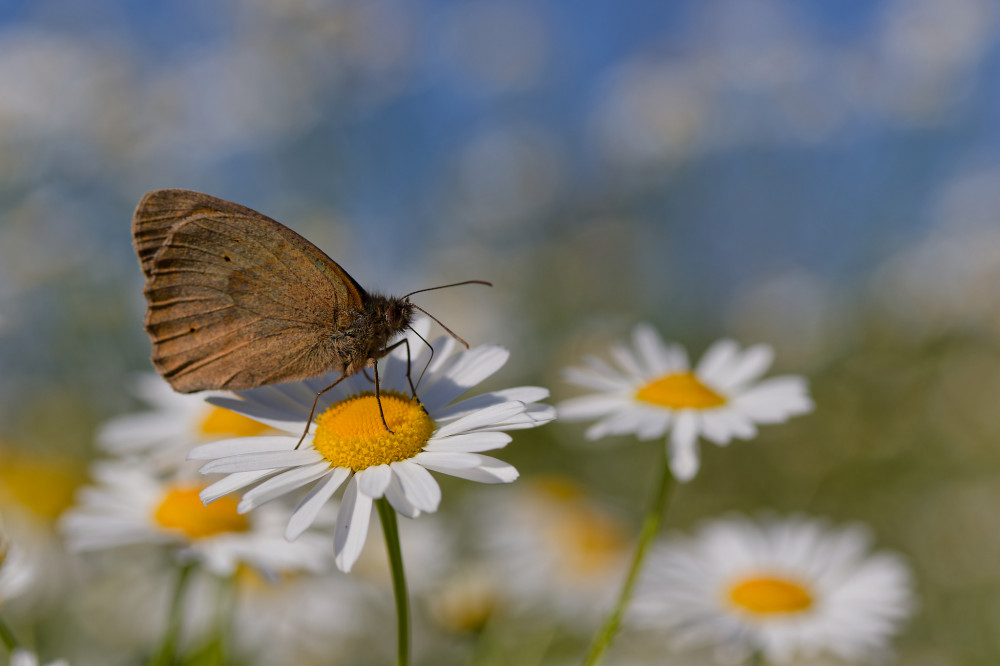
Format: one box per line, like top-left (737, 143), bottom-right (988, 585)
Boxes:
top-left (294, 374), bottom-right (349, 450)
top-left (373, 361), bottom-right (394, 434)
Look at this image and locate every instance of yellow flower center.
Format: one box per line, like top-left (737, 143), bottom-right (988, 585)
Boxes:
top-left (153, 484), bottom-right (249, 539)
top-left (634, 371), bottom-right (726, 409)
top-left (0, 452), bottom-right (84, 522)
top-left (728, 575), bottom-right (814, 616)
top-left (197, 405), bottom-right (271, 438)
top-left (311, 391), bottom-right (435, 471)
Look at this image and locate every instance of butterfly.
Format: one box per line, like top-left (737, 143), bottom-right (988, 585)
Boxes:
top-left (132, 189), bottom-right (488, 436)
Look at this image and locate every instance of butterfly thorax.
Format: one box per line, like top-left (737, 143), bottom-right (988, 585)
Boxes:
top-left (335, 294), bottom-right (415, 376)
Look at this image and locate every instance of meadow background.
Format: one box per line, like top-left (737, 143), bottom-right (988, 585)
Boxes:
top-left (1, 0), bottom-right (999, 663)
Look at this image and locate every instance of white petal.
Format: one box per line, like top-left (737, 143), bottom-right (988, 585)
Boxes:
top-left (635, 410), bottom-right (672, 440)
top-left (390, 460), bottom-right (441, 512)
top-left (238, 461), bottom-right (333, 511)
top-left (562, 366), bottom-right (631, 392)
top-left (632, 323), bottom-right (672, 374)
top-left (204, 396), bottom-right (307, 433)
top-left (422, 455), bottom-right (518, 484)
top-left (97, 414), bottom-right (179, 450)
top-left (433, 386), bottom-right (550, 421)
top-left (199, 470), bottom-right (275, 504)
top-left (424, 432), bottom-right (511, 452)
top-left (198, 450), bottom-right (323, 474)
top-left (668, 411), bottom-right (701, 482)
top-left (585, 409), bottom-right (645, 440)
top-left (698, 412), bottom-right (735, 445)
top-left (189, 436), bottom-right (301, 460)
top-left (385, 473), bottom-right (421, 518)
top-left (434, 401), bottom-right (526, 438)
top-left (420, 345), bottom-right (510, 411)
top-left (333, 477), bottom-right (373, 573)
top-left (715, 344), bottom-right (774, 391)
top-left (733, 376), bottom-right (813, 422)
top-left (413, 450), bottom-right (484, 469)
top-left (610, 342), bottom-right (644, 378)
top-left (556, 394), bottom-right (628, 421)
top-left (286, 467), bottom-right (350, 540)
top-left (356, 464), bottom-right (392, 499)
top-left (494, 404), bottom-right (557, 430)
top-left (695, 339), bottom-right (740, 385)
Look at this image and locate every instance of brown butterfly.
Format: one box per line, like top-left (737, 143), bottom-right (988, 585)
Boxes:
top-left (132, 189), bottom-right (488, 437)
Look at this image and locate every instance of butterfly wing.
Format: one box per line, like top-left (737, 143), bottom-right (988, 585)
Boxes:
top-left (133, 189), bottom-right (367, 392)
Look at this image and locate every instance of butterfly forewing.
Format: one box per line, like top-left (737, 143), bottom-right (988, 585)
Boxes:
top-left (133, 190), bottom-right (368, 392)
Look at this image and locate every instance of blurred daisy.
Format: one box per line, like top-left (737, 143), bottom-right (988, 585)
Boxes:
top-left (558, 325), bottom-right (813, 481)
top-left (229, 565), bottom-right (368, 665)
top-left (631, 514), bottom-right (915, 664)
top-left (60, 460), bottom-right (331, 577)
top-left (191, 323), bottom-right (555, 572)
top-left (478, 477), bottom-right (631, 619)
top-left (97, 374), bottom-right (274, 468)
top-left (9, 649), bottom-right (68, 666)
top-left (0, 527), bottom-right (34, 604)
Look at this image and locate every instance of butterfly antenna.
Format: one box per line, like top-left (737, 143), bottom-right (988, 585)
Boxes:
top-left (406, 325), bottom-right (435, 390)
top-left (411, 304), bottom-right (474, 349)
top-left (402, 280), bottom-right (491, 300)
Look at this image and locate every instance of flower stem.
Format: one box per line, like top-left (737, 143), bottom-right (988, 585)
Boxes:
top-left (582, 453), bottom-right (676, 666)
top-left (151, 561), bottom-right (196, 666)
top-left (377, 498), bottom-right (410, 666)
top-left (0, 614), bottom-right (19, 652)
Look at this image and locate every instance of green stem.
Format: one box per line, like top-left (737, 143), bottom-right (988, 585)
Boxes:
top-left (377, 498), bottom-right (410, 666)
top-left (582, 454), bottom-right (676, 666)
top-left (0, 614), bottom-right (19, 652)
top-left (151, 561), bottom-right (196, 666)
top-left (750, 650), bottom-right (766, 666)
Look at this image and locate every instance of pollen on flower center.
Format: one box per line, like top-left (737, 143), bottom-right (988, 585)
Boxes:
top-left (198, 405), bottom-right (271, 438)
top-left (635, 371), bottom-right (726, 409)
top-left (311, 390), bottom-right (435, 471)
top-left (728, 574), bottom-right (814, 615)
top-left (154, 484), bottom-right (249, 539)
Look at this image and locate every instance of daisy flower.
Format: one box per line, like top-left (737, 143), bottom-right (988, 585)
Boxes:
top-left (60, 460), bottom-right (331, 577)
top-left (477, 477), bottom-right (631, 619)
top-left (630, 514), bottom-right (915, 664)
top-left (558, 324), bottom-right (813, 481)
top-left (190, 321), bottom-right (555, 572)
top-left (97, 374), bottom-right (275, 468)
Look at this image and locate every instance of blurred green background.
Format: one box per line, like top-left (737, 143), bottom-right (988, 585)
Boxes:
top-left (1, 0), bottom-right (1000, 663)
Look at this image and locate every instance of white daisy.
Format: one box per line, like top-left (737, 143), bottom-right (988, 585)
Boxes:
top-left (97, 374), bottom-right (275, 468)
top-left (9, 649), bottom-right (68, 666)
top-left (60, 460), bottom-right (331, 577)
top-left (630, 514), bottom-right (915, 664)
top-left (190, 321), bottom-right (555, 573)
top-left (477, 477), bottom-right (631, 620)
top-left (558, 324), bottom-right (813, 481)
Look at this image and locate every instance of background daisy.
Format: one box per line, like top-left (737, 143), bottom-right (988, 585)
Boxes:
top-left (61, 459), bottom-right (332, 577)
top-left (476, 477), bottom-right (631, 620)
top-left (192, 323), bottom-right (555, 573)
top-left (96, 374), bottom-right (275, 469)
top-left (630, 514), bottom-right (915, 664)
top-left (558, 324), bottom-right (813, 481)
